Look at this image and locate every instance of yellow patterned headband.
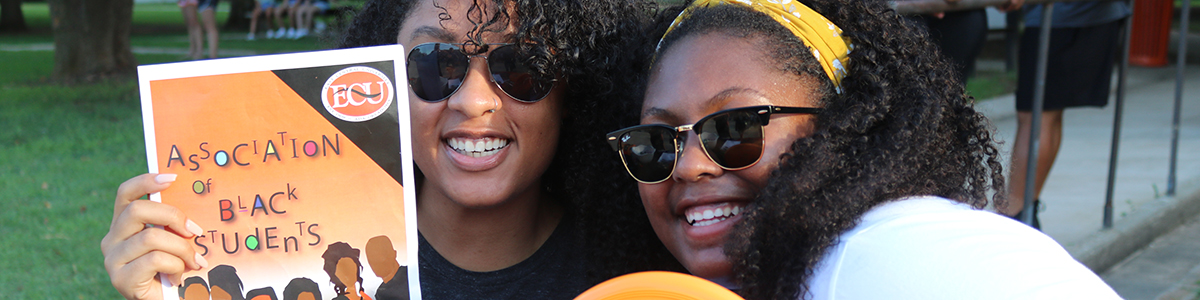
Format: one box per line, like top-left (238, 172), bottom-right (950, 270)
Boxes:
top-left (659, 0), bottom-right (852, 93)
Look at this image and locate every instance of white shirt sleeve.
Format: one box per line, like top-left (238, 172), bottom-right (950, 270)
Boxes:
top-left (805, 196), bottom-right (1121, 300)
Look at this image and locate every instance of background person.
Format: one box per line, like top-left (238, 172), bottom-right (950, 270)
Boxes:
top-left (179, 0), bottom-right (220, 59)
top-left (249, 0), bottom-right (277, 40)
top-left (1002, 0), bottom-right (1131, 228)
top-left (906, 0), bottom-right (1020, 85)
top-left (271, 0), bottom-right (298, 39)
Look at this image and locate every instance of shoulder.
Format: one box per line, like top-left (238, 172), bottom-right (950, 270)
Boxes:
top-left (807, 196), bottom-right (1119, 300)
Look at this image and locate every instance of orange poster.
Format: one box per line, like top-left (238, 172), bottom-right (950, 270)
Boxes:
top-left (137, 45), bottom-right (419, 300)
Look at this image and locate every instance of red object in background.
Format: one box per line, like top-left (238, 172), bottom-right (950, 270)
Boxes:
top-left (1129, 0), bottom-right (1174, 67)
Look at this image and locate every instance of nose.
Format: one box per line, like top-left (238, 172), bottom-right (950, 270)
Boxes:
top-left (446, 58), bottom-right (502, 118)
top-left (671, 130), bottom-right (724, 182)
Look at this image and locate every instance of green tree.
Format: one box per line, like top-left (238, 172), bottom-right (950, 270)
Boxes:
top-left (0, 0), bottom-right (28, 32)
top-left (224, 0), bottom-right (255, 31)
top-left (47, 0), bottom-right (136, 83)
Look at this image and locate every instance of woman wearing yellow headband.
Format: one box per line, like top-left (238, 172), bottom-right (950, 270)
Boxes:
top-left (600, 0), bottom-right (1120, 298)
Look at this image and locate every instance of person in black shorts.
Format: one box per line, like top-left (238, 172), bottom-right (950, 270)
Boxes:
top-left (906, 0), bottom-right (1022, 85)
top-left (1004, 1), bottom-right (1131, 228)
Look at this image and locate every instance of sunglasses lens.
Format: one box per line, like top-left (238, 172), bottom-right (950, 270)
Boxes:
top-left (488, 45), bottom-right (554, 102)
top-left (618, 127), bottom-right (678, 183)
top-left (407, 43), bottom-right (468, 102)
top-left (697, 110), bottom-right (764, 169)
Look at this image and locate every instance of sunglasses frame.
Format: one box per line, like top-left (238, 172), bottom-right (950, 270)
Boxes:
top-left (606, 105), bottom-right (823, 184)
top-left (405, 42), bottom-right (558, 103)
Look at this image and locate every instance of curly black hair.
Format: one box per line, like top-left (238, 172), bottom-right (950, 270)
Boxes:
top-left (337, 0), bottom-right (685, 284)
top-left (321, 241), bottom-right (363, 295)
top-left (616, 1), bottom-right (1007, 299)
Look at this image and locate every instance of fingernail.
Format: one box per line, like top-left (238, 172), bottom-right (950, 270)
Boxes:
top-left (185, 219), bottom-right (205, 237)
top-left (155, 174), bottom-right (177, 184)
top-left (194, 253), bottom-right (209, 270)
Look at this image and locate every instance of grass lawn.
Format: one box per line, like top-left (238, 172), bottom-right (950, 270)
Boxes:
top-left (0, 50), bottom-right (195, 300)
top-left (966, 70), bottom-right (1018, 101)
top-left (0, 77), bottom-right (144, 299)
top-left (0, 3), bottom-right (332, 298)
top-left (5, 2), bottom-right (330, 56)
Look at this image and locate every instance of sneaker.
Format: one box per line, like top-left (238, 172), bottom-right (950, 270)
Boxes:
top-left (266, 29), bottom-right (276, 39)
top-left (246, 33), bottom-right (256, 41)
top-left (286, 28), bottom-right (297, 39)
top-left (293, 28), bottom-right (308, 39)
top-left (275, 28), bottom-right (288, 39)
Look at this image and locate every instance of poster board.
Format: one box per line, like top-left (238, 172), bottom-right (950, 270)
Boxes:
top-left (137, 45), bottom-right (420, 300)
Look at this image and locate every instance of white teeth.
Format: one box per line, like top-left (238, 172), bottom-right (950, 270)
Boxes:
top-left (686, 204), bottom-right (746, 226)
top-left (447, 137), bottom-right (510, 157)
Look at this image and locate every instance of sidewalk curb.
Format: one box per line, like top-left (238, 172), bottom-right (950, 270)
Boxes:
top-left (1066, 181), bottom-right (1200, 274)
top-left (1156, 263), bottom-right (1200, 300)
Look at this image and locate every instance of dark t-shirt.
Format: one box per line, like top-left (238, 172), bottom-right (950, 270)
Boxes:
top-left (417, 216), bottom-right (589, 299)
top-left (374, 266), bottom-right (410, 300)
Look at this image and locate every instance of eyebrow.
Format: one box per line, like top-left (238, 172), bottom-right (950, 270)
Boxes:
top-left (410, 26), bottom-right (459, 43)
top-left (409, 25), bottom-right (518, 44)
top-left (642, 87), bottom-right (760, 122)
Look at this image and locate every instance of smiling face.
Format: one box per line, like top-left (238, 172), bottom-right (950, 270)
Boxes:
top-left (638, 32), bottom-right (822, 280)
top-left (398, 0), bottom-right (563, 208)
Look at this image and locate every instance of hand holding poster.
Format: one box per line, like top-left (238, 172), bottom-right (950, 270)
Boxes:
top-left (137, 45), bottom-right (419, 300)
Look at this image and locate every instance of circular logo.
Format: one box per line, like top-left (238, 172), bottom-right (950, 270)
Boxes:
top-left (321, 66), bottom-right (394, 122)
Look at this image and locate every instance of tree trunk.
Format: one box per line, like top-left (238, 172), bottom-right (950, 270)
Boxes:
top-left (48, 0), bottom-right (137, 84)
top-left (0, 0), bottom-right (28, 32)
top-left (223, 0), bottom-right (254, 31)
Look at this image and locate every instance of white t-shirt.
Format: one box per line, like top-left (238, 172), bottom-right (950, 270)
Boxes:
top-left (805, 196), bottom-right (1120, 300)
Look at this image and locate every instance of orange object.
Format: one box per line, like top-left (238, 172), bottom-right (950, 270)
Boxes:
top-left (1129, 0), bottom-right (1174, 67)
top-left (574, 271), bottom-right (744, 300)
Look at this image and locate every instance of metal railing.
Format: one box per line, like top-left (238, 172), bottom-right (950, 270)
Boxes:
top-left (891, 0), bottom-right (1191, 229)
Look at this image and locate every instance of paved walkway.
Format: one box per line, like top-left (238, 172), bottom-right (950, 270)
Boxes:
top-left (1102, 212), bottom-right (1200, 299)
top-left (978, 65), bottom-right (1200, 247)
top-left (975, 58), bottom-right (1200, 298)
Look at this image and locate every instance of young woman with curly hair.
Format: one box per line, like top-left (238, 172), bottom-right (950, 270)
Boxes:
top-left (101, 0), bottom-right (676, 299)
top-left (602, 0), bottom-right (1120, 298)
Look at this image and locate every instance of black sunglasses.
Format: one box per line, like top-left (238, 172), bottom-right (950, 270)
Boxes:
top-left (606, 105), bottom-right (822, 183)
top-left (405, 42), bottom-right (556, 102)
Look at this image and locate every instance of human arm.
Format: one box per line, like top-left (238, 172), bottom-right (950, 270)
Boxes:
top-left (995, 0), bottom-right (1024, 12)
